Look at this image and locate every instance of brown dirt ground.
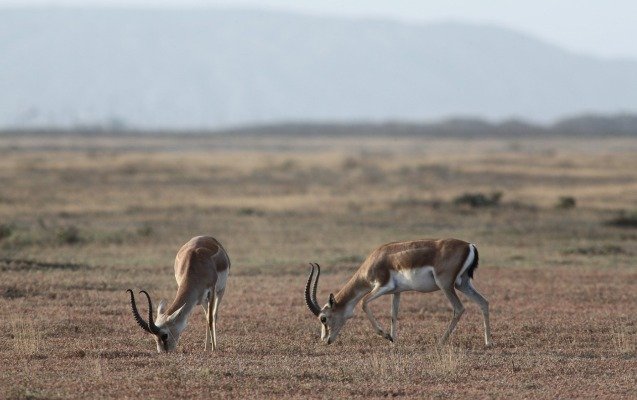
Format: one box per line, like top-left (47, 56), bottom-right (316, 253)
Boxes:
top-left (0, 134), bottom-right (635, 399)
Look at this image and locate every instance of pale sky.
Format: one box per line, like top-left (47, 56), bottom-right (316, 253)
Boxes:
top-left (2, 0), bottom-right (636, 59)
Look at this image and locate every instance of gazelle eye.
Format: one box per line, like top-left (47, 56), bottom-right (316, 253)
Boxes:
top-left (161, 334), bottom-right (168, 341)
top-left (320, 316), bottom-right (327, 324)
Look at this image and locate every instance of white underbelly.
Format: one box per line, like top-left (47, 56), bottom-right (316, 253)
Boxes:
top-left (390, 267), bottom-right (439, 293)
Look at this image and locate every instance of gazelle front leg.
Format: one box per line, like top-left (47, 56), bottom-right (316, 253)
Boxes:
top-left (390, 293), bottom-right (401, 341)
top-left (362, 285), bottom-right (394, 342)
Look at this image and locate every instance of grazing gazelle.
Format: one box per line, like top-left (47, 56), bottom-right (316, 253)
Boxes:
top-left (305, 238), bottom-right (492, 346)
top-left (127, 236), bottom-right (230, 352)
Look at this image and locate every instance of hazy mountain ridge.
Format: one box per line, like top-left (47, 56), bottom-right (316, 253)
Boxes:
top-left (1, 8), bottom-right (636, 129)
top-left (5, 114), bottom-right (636, 139)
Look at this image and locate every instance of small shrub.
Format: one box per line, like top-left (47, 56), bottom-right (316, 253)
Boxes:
top-left (606, 211), bottom-right (637, 228)
top-left (347, 201), bottom-right (362, 213)
top-left (391, 197), bottom-right (442, 209)
top-left (102, 231), bottom-right (126, 245)
top-left (137, 224), bottom-right (154, 237)
top-left (237, 207), bottom-right (264, 216)
top-left (2, 285), bottom-right (27, 299)
top-left (341, 156), bottom-right (361, 171)
top-left (277, 159), bottom-right (298, 172)
top-left (453, 191), bottom-right (502, 208)
top-left (556, 196), bottom-right (576, 209)
top-left (359, 164), bottom-right (386, 184)
top-left (0, 223), bottom-right (15, 240)
top-left (56, 225), bottom-right (82, 245)
top-left (563, 245), bottom-right (625, 256)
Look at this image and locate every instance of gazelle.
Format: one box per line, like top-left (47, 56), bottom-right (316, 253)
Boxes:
top-left (305, 238), bottom-right (492, 346)
top-left (127, 236), bottom-right (230, 352)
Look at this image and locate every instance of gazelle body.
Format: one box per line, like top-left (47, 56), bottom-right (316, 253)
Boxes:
top-left (127, 236), bottom-right (230, 352)
top-left (305, 238), bottom-right (492, 346)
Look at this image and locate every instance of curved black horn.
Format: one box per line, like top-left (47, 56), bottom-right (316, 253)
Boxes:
top-left (311, 263), bottom-right (321, 311)
top-left (139, 290), bottom-right (161, 334)
top-left (305, 263), bottom-right (321, 316)
top-left (127, 289), bottom-right (152, 333)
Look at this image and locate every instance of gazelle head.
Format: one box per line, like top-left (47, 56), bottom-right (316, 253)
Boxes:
top-left (126, 289), bottom-right (187, 352)
top-left (305, 263), bottom-right (348, 344)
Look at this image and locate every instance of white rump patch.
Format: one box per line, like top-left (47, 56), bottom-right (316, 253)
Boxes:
top-left (455, 244), bottom-right (475, 286)
top-left (216, 269), bottom-right (228, 295)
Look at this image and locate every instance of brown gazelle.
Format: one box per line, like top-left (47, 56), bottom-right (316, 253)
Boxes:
top-left (305, 238), bottom-right (492, 346)
top-left (127, 236), bottom-right (230, 352)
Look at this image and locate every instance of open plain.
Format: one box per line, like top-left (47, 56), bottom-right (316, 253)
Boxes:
top-left (0, 133), bottom-right (636, 399)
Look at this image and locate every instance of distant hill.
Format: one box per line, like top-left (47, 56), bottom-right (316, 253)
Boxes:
top-left (1, 8), bottom-right (637, 129)
top-left (212, 114), bottom-right (637, 138)
top-left (4, 114), bottom-right (636, 139)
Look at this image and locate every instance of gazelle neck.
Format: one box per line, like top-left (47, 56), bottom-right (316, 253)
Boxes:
top-left (162, 287), bottom-right (201, 332)
top-left (335, 276), bottom-right (372, 318)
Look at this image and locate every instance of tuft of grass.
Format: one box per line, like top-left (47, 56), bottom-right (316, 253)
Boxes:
top-left (93, 356), bottom-right (104, 379)
top-left (359, 345), bottom-right (465, 382)
top-left (427, 344), bottom-right (466, 375)
top-left (12, 320), bottom-right (43, 357)
top-left (6, 387), bottom-right (51, 400)
top-left (360, 350), bottom-right (425, 382)
top-left (611, 323), bottom-right (636, 355)
top-left (2, 284), bottom-right (27, 299)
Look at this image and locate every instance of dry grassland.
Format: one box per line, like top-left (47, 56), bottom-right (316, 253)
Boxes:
top-left (0, 133), bottom-right (636, 399)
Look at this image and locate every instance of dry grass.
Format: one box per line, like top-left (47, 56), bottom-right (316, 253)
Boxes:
top-left (0, 133), bottom-right (636, 398)
top-left (11, 319), bottom-right (43, 358)
top-left (612, 322), bottom-right (637, 356)
top-left (428, 344), bottom-right (466, 375)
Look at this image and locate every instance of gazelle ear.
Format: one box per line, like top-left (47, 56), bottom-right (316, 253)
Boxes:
top-left (167, 303), bottom-right (187, 322)
top-left (329, 293), bottom-right (335, 307)
top-left (157, 299), bottom-right (167, 315)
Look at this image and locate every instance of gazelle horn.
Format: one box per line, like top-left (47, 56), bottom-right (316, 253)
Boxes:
top-left (139, 290), bottom-right (161, 335)
top-left (305, 263), bottom-right (321, 316)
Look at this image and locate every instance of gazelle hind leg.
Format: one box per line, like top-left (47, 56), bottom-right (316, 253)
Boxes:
top-left (457, 278), bottom-right (492, 346)
top-left (201, 304), bottom-right (212, 351)
top-left (208, 290), bottom-right (216, 350)
top-left (438, 285), bottom-right (465, 345)
top-left (211, 288), bottom-right (225, 350)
